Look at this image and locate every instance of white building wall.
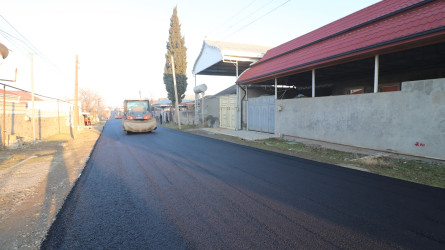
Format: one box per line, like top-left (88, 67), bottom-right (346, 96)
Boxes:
top-left (275, 78), bottom-right (445, 159)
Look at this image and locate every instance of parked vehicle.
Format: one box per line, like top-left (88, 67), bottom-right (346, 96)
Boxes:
top-left (121, 99), bottom-right (156, 134)
top-left (114, 111), bottom-right (123, 119)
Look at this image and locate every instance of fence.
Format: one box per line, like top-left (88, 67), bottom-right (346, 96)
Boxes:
top-left (1, 82), bottom-right (82, 147)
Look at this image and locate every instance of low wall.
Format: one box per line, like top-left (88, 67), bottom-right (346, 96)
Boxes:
top-left (176, 110), bottom-right (196, 125)
top-left (1, 113), bottom-right (75, 143)
top-left (276, 78), bottom-right (445, 159)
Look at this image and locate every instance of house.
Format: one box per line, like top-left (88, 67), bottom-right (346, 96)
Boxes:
top-left (236, 0), bottom-right (445, 159)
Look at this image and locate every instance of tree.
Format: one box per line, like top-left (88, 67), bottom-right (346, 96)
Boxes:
top-left (79, 88), bottom-right (105, 122)
top-left (163, 7), bottom-right (187, 105)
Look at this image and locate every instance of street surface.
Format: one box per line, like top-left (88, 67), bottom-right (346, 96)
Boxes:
top-left (42, 118), bottom-right (445, 249)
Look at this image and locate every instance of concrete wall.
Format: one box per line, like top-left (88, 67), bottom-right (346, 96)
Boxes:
top-left (275, 78), bottom-right (445, 159)
top-left (1, 113), bottom-right (76, 144)
top-left (0, 101), bottom-right (85, 146)
top-left (172, 110), bottom-right (195, 125)
top-left (203, 96), bottom-right (220, 128)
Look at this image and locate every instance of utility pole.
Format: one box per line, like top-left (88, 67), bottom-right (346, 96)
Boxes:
top-left (31, 53), bottom-right (36, 141)
top-left (170, 55), bottom-right (181, 130)
top-left (1, 43), bottom-right (11, 150)
top-left (2, 84), bottom-right (5, 150)
top-left (73, 55), bottom-right (79, 138)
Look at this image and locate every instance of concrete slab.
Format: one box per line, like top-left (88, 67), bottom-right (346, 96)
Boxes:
top-left (199, 128), bottom-right (277, 141)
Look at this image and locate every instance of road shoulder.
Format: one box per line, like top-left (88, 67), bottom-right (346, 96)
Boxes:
top-left (0, 126), bottom-right (102, 249)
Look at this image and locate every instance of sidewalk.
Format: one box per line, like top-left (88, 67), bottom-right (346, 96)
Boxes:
top-left (198, 128), bottom-right (277, 141)
top-left (195, 128), bottom-right (440, 162)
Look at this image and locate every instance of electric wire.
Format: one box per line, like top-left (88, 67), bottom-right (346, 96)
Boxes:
top-left (0, 81), bottom-right (73, 104)
top-left (0, 14), bottom-right (44, 57)
top-left (205, 0), bottom-right (257, 38)
top-left (222, 0), bottom-right (292, 40)
top-left (0, 29), bottom-right (30, 54)
top-left (213, 0), bottom-right (281, 40)
top-left (0, 14), bottom-right (62, 72)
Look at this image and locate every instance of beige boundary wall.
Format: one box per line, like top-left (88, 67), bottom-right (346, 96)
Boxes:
top-left (0, 100), bottom-right (83, 145)
top-left (275, 78), bottom-right (445, 159)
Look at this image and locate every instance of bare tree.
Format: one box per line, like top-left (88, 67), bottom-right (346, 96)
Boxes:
top-left (79, 88), bottom-right (105, 122)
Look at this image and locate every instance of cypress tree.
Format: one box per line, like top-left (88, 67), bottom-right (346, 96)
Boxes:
top-left (163, 7), bottom-right (187, 105)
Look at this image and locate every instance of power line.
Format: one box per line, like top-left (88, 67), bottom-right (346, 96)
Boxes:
top-left (0, 13), bottom-right (62, 72)
top-left (0, 29), bottom-right (31, 54)
top-left (0, 14), bottom-right (43, 56)
top-left (219, 0), bottom-right (280, 35)
top-left (0, 81), bottom-right (73, 104)
top-left (205, 0), bottom-right (257, 38)
top-left (222, 0), bottom-right (292, 40)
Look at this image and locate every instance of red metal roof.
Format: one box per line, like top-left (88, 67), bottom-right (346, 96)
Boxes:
top-left (0, 90), bottom-right (43, 101)
top-left (237, 0), bottom-right (445, 85)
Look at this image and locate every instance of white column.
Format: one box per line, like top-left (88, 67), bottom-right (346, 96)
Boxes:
top-left (246, 86), bottom-right (249, 131)
top-left (374, 55), bottom-right (379, 93)
top-left (275, 78), bottom-right (278, 100)
top-left (312, 69), bottom-right (315, 98)
top-left (235, 61), bottom-right (241, 130)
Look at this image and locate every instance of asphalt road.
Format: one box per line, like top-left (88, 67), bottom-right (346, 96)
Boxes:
top-left (41, 118), bottom-right (445, 249)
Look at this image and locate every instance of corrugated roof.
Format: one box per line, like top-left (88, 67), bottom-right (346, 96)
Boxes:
top-left (237, 0), bottom-right (445, 85)
top-left (0, 90), bottom-right (43, 101)
top-left (9, 91), bottom-right (44, 101)
top-left (204, 40), bottom-right (271, 55)
top-left (192, 40), bottom-right (271, 76)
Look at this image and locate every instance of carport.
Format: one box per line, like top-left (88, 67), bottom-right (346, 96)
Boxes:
top-left (192, 40), bottom-right (271, 130)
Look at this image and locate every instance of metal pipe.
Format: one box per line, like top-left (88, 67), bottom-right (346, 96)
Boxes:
top-left (31, 53), bottom-right (35, 141)
top-left (170, 55), bottom-right (181, 129)
top-left (239, 85), bottom-right (247, 130)
top-left (3, 84), bottom-right (5, 150)
top-left (374, 55), bottom-right (379, 93)
top-left (275, 78), bottom-right (278, 100)
top-left (312, 69), bottom-right (315, 97)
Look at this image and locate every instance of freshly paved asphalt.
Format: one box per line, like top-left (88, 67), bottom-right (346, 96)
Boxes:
top-left (41, 118), bottom-right (445, 249)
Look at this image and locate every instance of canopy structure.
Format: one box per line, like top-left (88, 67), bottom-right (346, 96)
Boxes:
top-left (192, 40), bottom-right (271, 77)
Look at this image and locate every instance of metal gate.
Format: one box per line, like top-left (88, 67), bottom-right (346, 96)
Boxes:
top-left (219, 95), bottom-right (236, 129)
top-left (247, 96), bottom-right (275, 133)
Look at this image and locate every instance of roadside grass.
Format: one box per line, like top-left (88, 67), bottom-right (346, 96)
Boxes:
top-left (176, 127), bottom-right (445, 188)
top-left (357, 158), bottom-right (445, 188)
top-left (255, 138), bottom-right (445, 188)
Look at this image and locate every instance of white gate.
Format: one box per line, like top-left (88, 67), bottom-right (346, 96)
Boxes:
top-left (219, 95), bottom-right (236, 129)
top-left (248, 96), bottom-right (275, 133)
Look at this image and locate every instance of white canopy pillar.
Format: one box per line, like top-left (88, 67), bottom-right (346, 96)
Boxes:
top-left (275, 78), bottom-right (278, 100)
top-left (236, 61), bottom-right (242, 130)
top-left (374, 55), bottom-right (379, 93)
top-left (312, 69), bottom-right (316, 98)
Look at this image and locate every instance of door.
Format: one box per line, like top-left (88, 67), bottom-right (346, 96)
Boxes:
top-left (247, 96), bottom-right (275, 133)
top-left (219, 95), bottom-right (236, 129)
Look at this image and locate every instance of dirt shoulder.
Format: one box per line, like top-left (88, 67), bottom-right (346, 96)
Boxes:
top-left (0, 125), bottom-right (103, 249)
top-left (184, 127), bottom-right (445, 189)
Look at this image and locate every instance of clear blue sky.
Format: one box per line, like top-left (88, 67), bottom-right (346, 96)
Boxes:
top-left (0, 0), bottom-right (380, 107)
